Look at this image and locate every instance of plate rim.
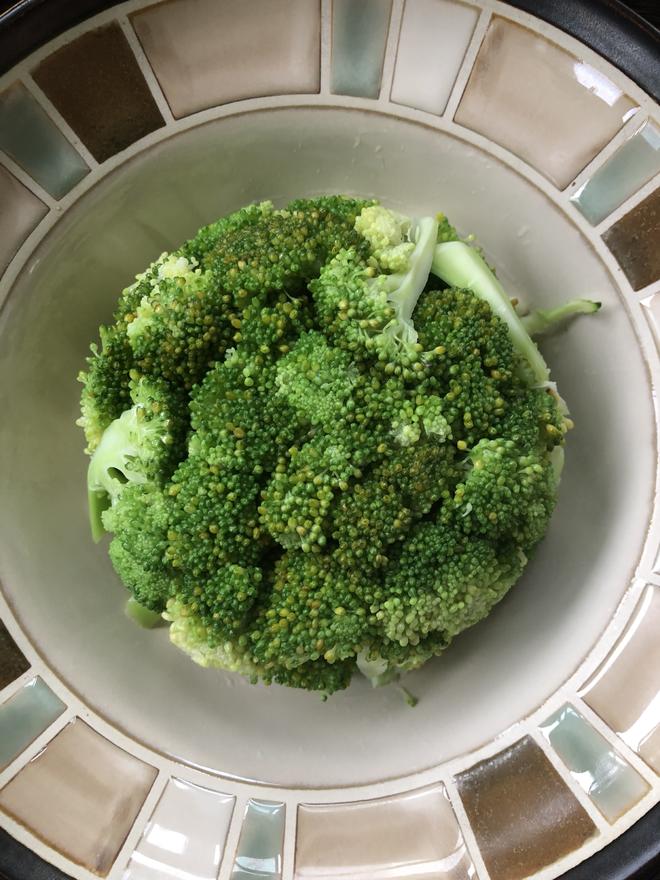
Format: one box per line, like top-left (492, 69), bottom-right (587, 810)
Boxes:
top-left (0, 1), bottom-right (658, 879)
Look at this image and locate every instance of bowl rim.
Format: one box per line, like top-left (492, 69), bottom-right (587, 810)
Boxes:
top-left (0, 0), bottom-right (658, 99)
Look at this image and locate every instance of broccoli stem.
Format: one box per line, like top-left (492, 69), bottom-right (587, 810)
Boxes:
top-left (88, 488), bottom-right (110, 543)
top-left (356, 650), bottom-right (401, 687)
top-left (431, 241), bottom-right (550, 385)
top-left (389, 216), bottom-right (439, 325)
top-left (522, 299), bottom-right (601, 336)
top-left (124, 597), bottom-right (163, 628)
top-left (397, 684), bottom-right (419, 707)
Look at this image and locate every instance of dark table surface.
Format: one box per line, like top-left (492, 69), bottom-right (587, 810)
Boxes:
top-left (627, 0), bottom-right (659, 27)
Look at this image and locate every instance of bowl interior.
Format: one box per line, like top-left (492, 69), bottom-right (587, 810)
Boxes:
top-left (0, 106), bottom-right (653, 787)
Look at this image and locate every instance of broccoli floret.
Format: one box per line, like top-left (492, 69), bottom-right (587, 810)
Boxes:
top-left (452, 438), bottom-right (557, 549)
top-left (258, 430), bottom-right (360, 551)
top-left (309, 205), bottom-right (438, 367)
top-left (275, 331), bottom-right (358, 426)
top-left (166, 457), bottom-right (263, 576)
top-left (248, 551), bottom-right (367, 671)
top-left (330, 439), bottom-right (459, 569)
top-left (436, 212), bottom-right (460, 244)
top-left (78, 196), bottom-right (599, 696)
top-left (164, 596), bottom-right (263, 677)
top-left (182, 200), bottom-right (277, 265)
top-left (210, 196), bottom-right (370, 301)
top-left (375, 519), bottom-right (526, 648)
top-left (77, 324), bottom-right (134, 454)
top-left (125, 251), bottom-right (236, 390)
top-left (414, 286), bottom-right (521, 445)
top-left (432, 241), bottom-right (550, 385)
top-left (231, 289), bottom-right (314, 359)
top-left (103, 484), bottom-right (172, 611)
top-left (190, 358), bottom-right (300, 471)
top-left (86, 377), bottom-right (185, 540)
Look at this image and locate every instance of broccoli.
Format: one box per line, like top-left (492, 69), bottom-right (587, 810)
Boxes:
top-left (309, 207), bottom-right (439, 370)
top-left (78, 196), bottom-right (599, 697)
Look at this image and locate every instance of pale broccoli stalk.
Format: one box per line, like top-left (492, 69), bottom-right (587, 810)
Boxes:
top-left (356, 651), bottom-right (419, 707)
top-left (432, 242), bottom-right (601, 388)
top-left (357, 650), bottom-right (401, 687)
top-left (357, 206), bottom-right (439, 348)
top-left (522, 299), bottom-right (601, 336)
top-left (397, 685), bottom-right (419, 707)
top-left (124, 597), bottom-right (163, 628)
top-left (432, 241), bottom-right (550, 384)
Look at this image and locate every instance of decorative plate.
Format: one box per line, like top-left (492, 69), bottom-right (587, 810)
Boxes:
top-left (0, 1), bottom-right (658, 878)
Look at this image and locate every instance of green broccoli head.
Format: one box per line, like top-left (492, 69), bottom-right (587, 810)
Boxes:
top-left (453, 438), bottom-right (558, 549)
top-left (103, 484), bottom-right (172, 611)
top-left (78, 195), bottom-right (599, 696)
top-left (77, 324), bottom-right (135, 454)
top-left (124, 251), bottom-right (236, 391)
top-left (375, 519), bottom-right (526, 649)
top-left (210, 196), bottom-right (371, 301)
top-left (309, 204), bottom-right (439, 369)
top-left (164, 595), bottom-right (263, 678)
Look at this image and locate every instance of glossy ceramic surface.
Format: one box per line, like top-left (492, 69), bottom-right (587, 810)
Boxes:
top-left (540, 704), bottom-right (650, 822)
top-left (124, 778), bottom-right (234, 880)
top-left (0, 1), bottom-right (658, 879)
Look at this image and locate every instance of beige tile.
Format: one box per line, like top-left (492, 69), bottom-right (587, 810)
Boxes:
top-left (0, 719), bottom-right (157, 875)
top-left (295, 783), bottom-right (474, 880)
top-left (455, 17), bottom-right (638, 189)
top-left (582, 584), bottom-right (660, 772)
top-left (125, 777), bottom-right (234, 880)
top-left (391, 0), bottom-right (478, 115)
top-left (131, 0), bottom-right (321, 119)
top-left (456, 737), bottom-right (596, 880)
top-left (0, 165), bottom-right (47, 275)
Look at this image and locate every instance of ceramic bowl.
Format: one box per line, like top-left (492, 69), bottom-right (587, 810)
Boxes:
top-left (0, 1), bottom-right (658, 879)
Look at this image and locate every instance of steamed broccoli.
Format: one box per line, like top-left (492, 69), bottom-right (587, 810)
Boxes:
top-left (78, 195), bottom-right (599, 696)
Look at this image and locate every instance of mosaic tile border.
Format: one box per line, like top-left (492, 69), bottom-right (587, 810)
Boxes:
top-left (0, 1), bottom-right (658, 879)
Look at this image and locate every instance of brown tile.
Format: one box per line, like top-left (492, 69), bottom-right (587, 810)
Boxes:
top-left (0, 165), bottom-right (48, 275)
top-left (582, 584), bottom-right (660, 771)
top-left (295, 783), bottom-right (474, 879)
top-left (0, 620), bottom-right (30, 691)
top-left (0, 719), bottom-right (157, 875)
top-left (455, 17), bottom-right (638, 189)
top-left (32, 23), bottom-right (164, 163)
top-left (602, 188), bottom-right (660, 291)
top-left (131, 0), bottom-right (321, 119)
top-left (456, 736), bottom-right (596, 880)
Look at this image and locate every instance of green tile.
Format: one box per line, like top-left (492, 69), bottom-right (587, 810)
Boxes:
top-left (232, 799), bottom-right (285, 879)
top-left (540, 704), bottom-right (650, 823)
top-left (0, 620), bottom-right (29, 691)
top-left (572, 122), bottom-right (660, 225)
top-left (331, 0), bottom-right (392, 98)
top-left (0, 82), bottom-right (89, 199)
top-left (0, 677), bottom-right (65, 770)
